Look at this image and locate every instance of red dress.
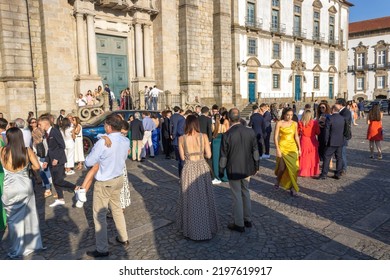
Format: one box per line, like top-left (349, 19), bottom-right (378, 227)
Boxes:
top-left (367, 121), bottom-right (383, 141)
top-left (298, 119), bottom-right (320, 177)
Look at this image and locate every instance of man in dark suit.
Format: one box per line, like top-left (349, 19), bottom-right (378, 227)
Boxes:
top-left (318, 105), bottom-right (345, 180)
top-left (248, 104), bottom-right (266, 158)
top-left (219, 108), bottom-right (260, 232)
top-left (335, 98), bottom-right (352, 175)
top-left (161, 110), bottom-right (172, 159)
top-left (130, 112), bottom-right (145, 162)
top-left (198, 106), bottom-right (215, 182)
top-left (170, 106), bottom-right (185, 176)
top-left (39, 115), bottom-right (77, 207)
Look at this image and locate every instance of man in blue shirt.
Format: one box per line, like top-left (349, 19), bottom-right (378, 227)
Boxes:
top-left (84, 114), bottom-right (130, 258)
top-left (141, 111), bottom-right (156, 159)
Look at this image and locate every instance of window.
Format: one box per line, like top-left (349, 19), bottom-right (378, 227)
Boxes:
top-left (357, 77), bottom-right (365, 90)
top-left (329, 15), bottom-right (335, 43)
top-left (378, 50), bottom-right (386, 66)
top-left (272, 0), bottom-right (280, 7)
top-left (377, 76), bottom-right (385, 89)
top-left (357, 53), bottom-right (365, 69)
top-left (248, 38), bottom-right (257, 56)
top-left (271, 9), bottom-right (279, 30)
top-left (313, 11), bottom-right (320, 40)
top-left (314, 76), bottom-right (320, 90)
top-left (247, 2), bottom-right (255, 25)
top-left (272, 42), bottom-right (280, 59)
top-left (314, 49), bottom-right (321, 64)
top-left (273, 74), bottom-right (280, 89)
top-left (295, 46), bottom-right (302, 61)
top-left (293, 5), bottom-right (301, 36)
top-left (329, 51), bottom-right (335, 65)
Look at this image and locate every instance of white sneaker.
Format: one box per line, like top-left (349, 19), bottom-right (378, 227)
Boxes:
top-left (262, 154), bottom-right (270, 159)
top-left (49, 199), bottom-right (65, 207)
top-left (212, 178), bottom-right (222, 185)
top-left (76, 200), bottom-right (84, 208)
top-left (76, 188), bottom-right (87, 202)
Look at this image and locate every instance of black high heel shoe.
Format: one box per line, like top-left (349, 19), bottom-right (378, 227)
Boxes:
top-left (290, 189), bottom-right (299, 197)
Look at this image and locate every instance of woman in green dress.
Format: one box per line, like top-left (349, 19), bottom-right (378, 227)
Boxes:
top-left (211, 114), bottom-right (228, 182)
top-left (0, 117), bottom-right (8, 230)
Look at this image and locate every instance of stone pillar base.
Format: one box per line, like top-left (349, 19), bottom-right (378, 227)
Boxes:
top-left (75, 75), bottom-right (102, 96)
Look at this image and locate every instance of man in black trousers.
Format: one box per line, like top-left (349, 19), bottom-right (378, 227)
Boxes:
top-left (335, 98), bottom-right (352, 176)
top-left (39, 115), bottom-right (77, 207)
top-left (318, 105), bottom-right (345, 180)
top-left (248, 104), bottom-right (266, 159)
top-left (170, 106), bottom-right (185, 176)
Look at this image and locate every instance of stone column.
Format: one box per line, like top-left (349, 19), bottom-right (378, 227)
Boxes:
top-left (143, 24), bottom-right (152, 78)
top-left (135, 23), bottom-right (144, 78)
top-left (86, 13), bottom-right (98, 75)
top-left (76, 13), bottom-right (88, 75)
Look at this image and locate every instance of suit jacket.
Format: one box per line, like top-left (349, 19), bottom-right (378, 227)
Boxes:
top-left (248, 112), bottom-right (266, 139)
top-left (130, 119), bottom-right (144, 140)
top-left (262, 111), bottom-right (272, 133)
top-left (198, 115), bottom-right (212, 142)
top-left (170, 113), bottom-right (185, 145)
top-left (339, 106), bottom-right (352, 144)
top-left (324, 113), bottom-right (345, 147)
top-left (161, 117), bottom-right (171, 139)
top-left (219, 124), bottom-right (259, 180)
top-left (45, 126), bottom-right (67, 166)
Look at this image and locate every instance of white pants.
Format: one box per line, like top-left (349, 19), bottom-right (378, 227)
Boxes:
top-left (141, 131), bottom-right (154, 157)
top-left (64, 141), bottom-right (75, 168)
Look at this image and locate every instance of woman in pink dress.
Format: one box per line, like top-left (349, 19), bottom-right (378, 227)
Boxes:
top-left (298, 110), bottom-right (320, 177)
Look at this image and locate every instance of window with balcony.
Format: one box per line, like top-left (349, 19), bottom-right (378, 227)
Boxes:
top-left (295, 46), bottom-right (302, 61)
top-left (377, 50), bottom-right (386, 67)
top-left (357, 77), bottom-right (365, 90)
top-left (293, 5), bottom-right (301, 36)
top-left (313, 11), bottom-right (320, 40)
top-left (248, 38), bottom-right (257, 56)
top-left (314, 76), bottom-right (320, 90)
top-left (329, 51), bottom-right (335, 65)
top-left (246, 1), bottom-right (255, 26)
top-left (329, 15), bottom-right (335, 44)
top-left (377, 76), bottom-right (385, 89)
top-left (314, 49), bottom-right (321, 64)
top-left (272, 42), bottom-right (280, 59)
top-left (273, 74), bottom-right (280, 89)
top-left (357, 53), bottom-right (365, 69)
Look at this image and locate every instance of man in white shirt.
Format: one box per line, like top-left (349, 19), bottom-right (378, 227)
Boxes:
top-left (14, 118), bottom-right (31, 147)
top-left (76, 93), bottom-right (87, 107)
top-left (149, 85), bottom-right (163, 111)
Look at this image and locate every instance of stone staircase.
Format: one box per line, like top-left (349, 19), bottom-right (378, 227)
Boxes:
top-left (241, 103), bottom-right (255, 120)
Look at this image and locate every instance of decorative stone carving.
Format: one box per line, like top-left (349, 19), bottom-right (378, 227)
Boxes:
top-left (312, 64), bottom-right (323, 72)
top-left (77, 94), bottom-right (107, 123)
top-left (271, 60), bottom-right (284, 69)
top-left (328, 5), bottom-right (337, 13)
top-left (291, 60), bottom-right (306, 72)
top-left (312, 0), bottom-right (323, 9)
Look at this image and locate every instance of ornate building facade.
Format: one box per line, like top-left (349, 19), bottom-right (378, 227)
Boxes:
top-left (347, 16), bottom-right (390, 101)
top-left (0, 0), bottom-right (352, 119)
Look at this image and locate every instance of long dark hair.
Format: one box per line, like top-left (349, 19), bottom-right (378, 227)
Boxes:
top-left (368, 104), bottom-right (382, 122)
top-left (60, 118), bottom-right (71, 133)
top-left (3, 127), bottom-right (27, 170)
top-left (184, 115), bottom-right (200, 135)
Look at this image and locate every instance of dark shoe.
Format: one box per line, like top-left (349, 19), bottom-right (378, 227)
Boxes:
top-left (227, 223), bottom-right (245, 233)
top-left (244, 221), bottom-right (252, 228)
top-left (317, 175), bottom-right (327, 180)
top-left (290, 190), bottom-right (299, 197)
top-left (333, 175), bottom-right (341, 180)
top-left (340, 170), bottom-right (346, 176)
top-left (115, 236), bottom-right (129, 246)
top-left (86, 250), bottom-right (109, 258)
top-left (149, 156), bottom-right (155, 158)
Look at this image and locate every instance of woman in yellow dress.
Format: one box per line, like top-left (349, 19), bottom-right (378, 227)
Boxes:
top-left (274, 108), bottom-right (301, 196)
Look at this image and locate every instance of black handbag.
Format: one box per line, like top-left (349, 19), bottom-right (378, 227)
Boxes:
top-left (36, 142), bottom-right (46, 158)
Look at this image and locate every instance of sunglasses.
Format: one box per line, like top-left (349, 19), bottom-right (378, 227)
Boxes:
top-left (30, 121), bottom-right (37, 124)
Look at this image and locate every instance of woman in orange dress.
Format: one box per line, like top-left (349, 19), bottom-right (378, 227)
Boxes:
top-left (367, 104), bottom-right (383, 159)
top-left (298, 110), bottom-right (320, 177)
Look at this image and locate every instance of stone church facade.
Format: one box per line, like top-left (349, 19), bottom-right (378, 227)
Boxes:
top-left (0, 0), bottom-right (351, 119)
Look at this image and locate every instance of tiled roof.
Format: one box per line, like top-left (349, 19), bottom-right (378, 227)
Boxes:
top-left (350, 17), bottom-right (390, 34)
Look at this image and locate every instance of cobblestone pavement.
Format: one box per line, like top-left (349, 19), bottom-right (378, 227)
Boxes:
top-left (1, 115), bottom-right (390, 260)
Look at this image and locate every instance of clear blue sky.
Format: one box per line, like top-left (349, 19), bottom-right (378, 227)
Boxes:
top-left (349, 0), bottom-right (390, 22)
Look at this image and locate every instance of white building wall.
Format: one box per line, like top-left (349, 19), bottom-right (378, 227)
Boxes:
top-left (238, 0), bottom-right (349, 103)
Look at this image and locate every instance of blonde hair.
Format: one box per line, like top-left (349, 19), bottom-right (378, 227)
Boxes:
top-left (300, 110), bottom-right (312, 127)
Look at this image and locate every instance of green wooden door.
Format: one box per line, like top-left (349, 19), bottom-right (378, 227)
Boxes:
top-left (295, 75), bottom-right (301, 101)
top-left (96, 34), bottom-right (128, 104)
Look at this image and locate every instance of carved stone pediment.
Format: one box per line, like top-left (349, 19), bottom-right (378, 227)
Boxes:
top-left (291, 60), bottom-right (306, 72)
top-left (246, 57), bottom-right (261, 67)
top-left (353, 42), bottom-right (368, 53)
top-left (373, 40), bottom-right (389, 50)
top-left (271, 60), bottom-right (284, 69)
top-left (313, 64), bottom-right (323, 72)
top-left (328, 5), bottom-right (337, 13)
top-left (328, 66), bottom-right (338, 73)
top-left (312, 0), bottom-right (323, 9)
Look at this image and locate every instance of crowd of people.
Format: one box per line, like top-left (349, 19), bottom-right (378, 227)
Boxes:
top-left (0, 96), bottom-right (385, 258)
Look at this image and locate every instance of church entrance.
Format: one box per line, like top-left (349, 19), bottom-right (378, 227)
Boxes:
top-left (96, 34), bottom-right (128, 104)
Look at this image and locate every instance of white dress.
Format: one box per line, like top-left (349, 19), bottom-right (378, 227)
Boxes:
top-left (61, 127), bottom-right (75, 168)
top-left (74, 124), bottom-right (85, 163)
